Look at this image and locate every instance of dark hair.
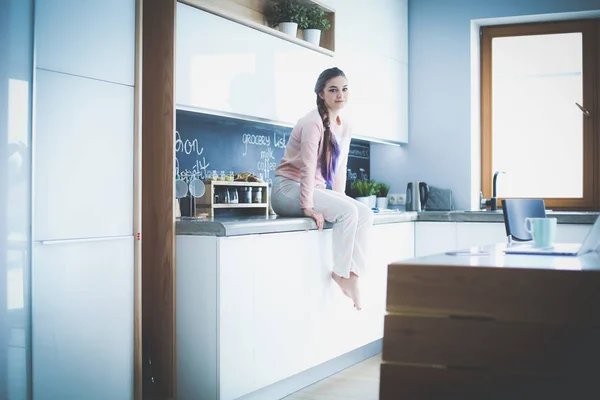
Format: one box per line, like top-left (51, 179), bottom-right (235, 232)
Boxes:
top-left (314, 67), bottom-right (345, 186)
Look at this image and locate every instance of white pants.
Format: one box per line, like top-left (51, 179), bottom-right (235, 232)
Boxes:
top-left (271, 175), bottom-right (374, 278)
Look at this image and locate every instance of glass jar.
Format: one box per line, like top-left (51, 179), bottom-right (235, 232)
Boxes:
top-left (253, 187), bottom-right (262, 203)
top-left (229, 188), bottom-right (238, 204)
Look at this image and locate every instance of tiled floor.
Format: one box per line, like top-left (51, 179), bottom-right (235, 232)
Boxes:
top-left (282, 353), bottom-right (382, 400)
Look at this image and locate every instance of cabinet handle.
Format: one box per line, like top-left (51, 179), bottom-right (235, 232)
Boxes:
top-left (39, 235), bottom-right (132, 245)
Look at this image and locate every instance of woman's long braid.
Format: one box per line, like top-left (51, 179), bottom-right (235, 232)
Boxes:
top-left (313, 67), bottom-right (344, 186)
top-left (317, 95), bottom-right (340, 186)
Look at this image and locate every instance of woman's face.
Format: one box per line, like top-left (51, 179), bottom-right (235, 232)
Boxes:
top-left (319, 75), bottom-right (349, 112)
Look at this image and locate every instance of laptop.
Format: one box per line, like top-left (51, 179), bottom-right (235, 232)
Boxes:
top-left (504, 215), bottom-right (600, 256)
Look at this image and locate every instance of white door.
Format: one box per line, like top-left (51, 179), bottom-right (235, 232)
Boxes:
top-left (32, 237), bottom-right (134, 400)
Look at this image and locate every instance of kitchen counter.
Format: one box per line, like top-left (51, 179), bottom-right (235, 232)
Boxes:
top-left (418, 210), bottom-right (598, 224)
top-left (380, 243), bottom-right (600, 399)
top-left (175, 210), bottom-right (599, 237)
top-left (176, 211), bottom-right (418, 236)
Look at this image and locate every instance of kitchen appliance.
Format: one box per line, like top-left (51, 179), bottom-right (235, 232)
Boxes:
top-left (424, 185), bottom-right (453, 211)
top-left (406, 182), bottom-right (429, 211)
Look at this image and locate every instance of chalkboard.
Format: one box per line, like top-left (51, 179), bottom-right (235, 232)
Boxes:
top-left (175, 109), bottom-right (370, 193)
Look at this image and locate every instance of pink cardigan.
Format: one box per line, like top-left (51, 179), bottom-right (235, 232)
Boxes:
top-left (275, 109), bottom-right (351, 209)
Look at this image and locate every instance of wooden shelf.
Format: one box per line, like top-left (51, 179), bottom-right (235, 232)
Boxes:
top-left (209, 203), bottom-right (268, 209)
top-left (195, 180), bottom-right (270, 216)
top-left (180, 0), bottom-right (336, 56)
top-left (208, 180), bottom-right (268, 187)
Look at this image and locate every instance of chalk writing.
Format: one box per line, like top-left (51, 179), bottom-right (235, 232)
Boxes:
top-left (257, 146), bottom-right (277, 180)
top-left (175, 130), bottom-right (210, 177)
top-left (242, 133), bottom-right (270, 155)
top-left (348, 144), bottom-right (369, 160)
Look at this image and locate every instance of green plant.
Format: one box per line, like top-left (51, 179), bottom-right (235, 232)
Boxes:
top-left (375, 182), bottom-right (391, 197)
top-left (301, 5), bottom-right (331, 31)
top-left (272, 0), bottom-right (308, 27)
top-left (352, 179), bottom-right (376, 197)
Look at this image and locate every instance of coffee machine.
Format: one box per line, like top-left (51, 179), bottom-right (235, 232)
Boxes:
top-left (406, 182), bottom-right (429, 211)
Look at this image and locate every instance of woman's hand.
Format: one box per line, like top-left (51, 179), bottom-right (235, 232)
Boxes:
top-left (303, 208), bottom-right (325, 230)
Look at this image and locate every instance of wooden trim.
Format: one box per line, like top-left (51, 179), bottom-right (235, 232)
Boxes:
top-left (379, 363), bottom-right (591, 399)
top-left (142, 0), bottom-right (176, 398)
top-left (385, 263), bottom-right (600, 325)
top-left (180, 0), bottom-right (335, 55)
top-left (480, 19), bottom-right (600, 210)
top-left (134, 0), bottom-right (144, 399)
top-left (383, 315), bottom-right (600, 376)
top-left (480, 26), bottom-right (493, 205)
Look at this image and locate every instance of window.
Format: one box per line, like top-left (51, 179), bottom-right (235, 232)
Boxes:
top-left (481, 20), bottom-right (598, 210)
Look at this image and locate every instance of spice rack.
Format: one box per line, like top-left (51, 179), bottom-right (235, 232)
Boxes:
top-left (196, 180), bottom-right (270, 216)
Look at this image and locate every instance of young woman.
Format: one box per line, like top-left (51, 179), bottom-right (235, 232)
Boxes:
top-left (271, 67), bottom-right (373, 310)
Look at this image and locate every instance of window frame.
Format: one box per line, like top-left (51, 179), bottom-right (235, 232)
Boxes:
top-left (480, 19), bottom-right (599, 211)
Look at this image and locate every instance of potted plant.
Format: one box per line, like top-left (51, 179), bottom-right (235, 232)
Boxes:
top-left (272, 0), bottom-right (308, 37)
top-left (300, 5), bottom-right (331, 46)
top-left (375, 182), bottom-right (391, 209)
top-left (352, 179), bottom-right (376, 207)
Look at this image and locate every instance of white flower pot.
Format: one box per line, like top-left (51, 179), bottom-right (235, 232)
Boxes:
top-left (303, 28), bottom-right (321, 45)
top-left (279, 22), bottom-right (298, 37)
top-left (355, 196), bottom-right (371, 207)
top-left (369, 195), bottom-right (376, 208)
top-left (376, 197), bottom-right (388, 210)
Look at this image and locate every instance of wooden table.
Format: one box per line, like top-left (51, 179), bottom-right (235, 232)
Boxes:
top-left (380, 244), bottom-right (600, 399)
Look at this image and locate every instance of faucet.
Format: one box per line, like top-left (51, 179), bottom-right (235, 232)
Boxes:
top-left (480, 170), bottom-right (506, 210)
top-left (490, 170), bottom-right (506, 210)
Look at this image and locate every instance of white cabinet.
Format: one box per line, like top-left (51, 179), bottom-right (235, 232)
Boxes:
top-left (324, 0), bottom-right (407, 63)
top-left (176, 3), bottom-right (330, 124)
top-left (415, 222), bottom-right (457, 257)
top-left (336, 53), bottom-right (408, 143)
top-left (35, 0), bottom-right (135, 86)
top-left (252, 231), bottom-right (320, 389)
top-left (34, 70), bottom-right (134, 241)
top-left (219, 235), bottom-right (257, 399)
top-left (32, 237), bottom-right (134, 400)
top-left (327, 0), bottom-right (408, 143)
top-left (175, 222), bottom-right (415, 399)
top-left (456, 222), bottom-right (507, 249)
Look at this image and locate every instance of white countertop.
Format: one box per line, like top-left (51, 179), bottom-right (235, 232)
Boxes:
top-left (393, 243), bottom-right (600, 271)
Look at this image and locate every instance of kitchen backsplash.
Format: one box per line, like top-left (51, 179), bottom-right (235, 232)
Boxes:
top-left (175, 109), bottom-right (370, 193)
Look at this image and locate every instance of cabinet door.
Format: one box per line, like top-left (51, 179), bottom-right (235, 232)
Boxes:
top-left (218, 235), bottom-right (257, 400)
top-left (456, 223), bottom-right (507, 249)
top-left (32, 237), bottom-right (134, 400)
top-left (34, 70), bottom-right (134, 241)
top-left (176, 3), bottom-right (329, 125)
top-left (415, 222), bottom-right (457, 257)
top-left (253, 231), bottom-right (317, 389)
top-left (369, 222), bottom-right (414, 316)
top-left (35, 0), bottom-right (135, 85)
top-left (335, 53), bottom-right (407, 143)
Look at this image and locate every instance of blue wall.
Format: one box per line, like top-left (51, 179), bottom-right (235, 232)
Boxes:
top-left (370, 0), bottom-right (600, 210)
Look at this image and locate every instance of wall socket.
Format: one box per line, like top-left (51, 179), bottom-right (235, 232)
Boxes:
top-left (388, 193), bottom-right (406, 205)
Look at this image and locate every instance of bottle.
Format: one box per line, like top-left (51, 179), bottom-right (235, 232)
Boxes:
top-left (244, 187), bottom-right (252, 204)
top-left (253, 187), bottom-right (262, 203)
top-left (229, 188), bottom-right (238, 204)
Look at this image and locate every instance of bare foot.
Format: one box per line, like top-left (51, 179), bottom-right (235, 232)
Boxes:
top-left (331, 272), bottom-right (362, 310)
